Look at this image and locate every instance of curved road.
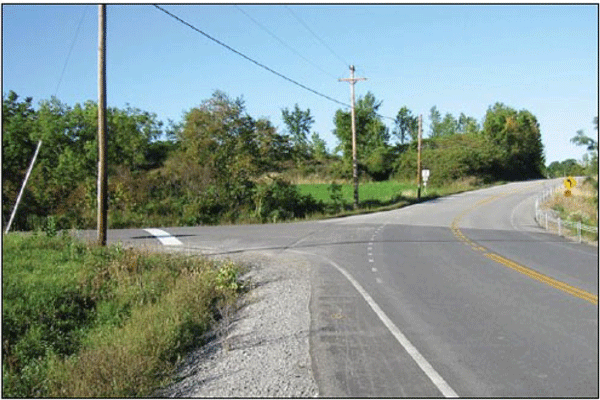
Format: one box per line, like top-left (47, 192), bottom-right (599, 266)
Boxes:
top-left (90, 179), bottom-right (598, 397)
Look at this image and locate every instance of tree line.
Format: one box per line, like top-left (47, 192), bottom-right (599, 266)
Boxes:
top-left (547, 118), bottom-right (598, 179)
top-left (3, 89), bottom-right (548, 231)
top-left (332, 92), bottom-right (546, 185)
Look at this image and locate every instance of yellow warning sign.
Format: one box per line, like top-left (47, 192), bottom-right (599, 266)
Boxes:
top-left (564, 189), bottom-right (572, 197)
top-left (564, 177), bottom-right (576, 189)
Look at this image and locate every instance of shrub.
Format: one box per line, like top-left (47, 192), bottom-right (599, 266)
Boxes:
top-left (328, 182), bottom-right (345, 213)
top-left (364, 146), bottom-right (394, 181)
top-left (253, 178), bottom-right (324, 222)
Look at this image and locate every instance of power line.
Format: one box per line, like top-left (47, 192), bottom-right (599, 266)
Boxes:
top-left (234, 5), bottom-right (337, 79)
top-left (54, 6), bottom-right (88, 96)
top-left (153, 5), bottom-right (350, 109)
top-left (285, 6), bottom-right (349, 68)
top-left (155, 6), bottom-right (397, 124)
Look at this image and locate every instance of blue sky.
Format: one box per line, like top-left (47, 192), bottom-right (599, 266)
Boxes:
top-left (2, 4), bottom-right (598, 165)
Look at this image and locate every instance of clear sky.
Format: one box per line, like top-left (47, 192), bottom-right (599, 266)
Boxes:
top-left (2, 3), bottom-right (598, 165)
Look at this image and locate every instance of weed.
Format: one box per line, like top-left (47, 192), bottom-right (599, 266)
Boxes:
top-left (2, 234), bottom-right (244, 397)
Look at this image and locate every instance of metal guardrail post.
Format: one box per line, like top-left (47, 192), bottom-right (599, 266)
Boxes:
top-left (545, 212), bottom-right (548, 230)
top-left (578, 221), bottom-right (582, 243)
top-left (558, 217), bottom-right (561, 236)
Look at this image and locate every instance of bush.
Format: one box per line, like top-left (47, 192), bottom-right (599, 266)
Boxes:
top-left (364, 146), bottom-right (394, 181)
top-left (393, 133), bottom-right (503, 185)
top-left (253, 178), bottom-right (324, 222)
top-left (328, 182), bottom-right (345, 213)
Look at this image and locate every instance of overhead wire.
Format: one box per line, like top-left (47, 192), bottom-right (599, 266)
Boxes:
top-left (284, 5), bottom-right (349, 69)
top-left (154, 5), bottom-right (397, 124)
top-left (54, 6), bottom-right (88, 97)
top-left (234, 5), bottom-right (338, 79)
top-left (153, 5), bottom-right (350, 109)
top-left (237, 7), bottom-right (395, 123)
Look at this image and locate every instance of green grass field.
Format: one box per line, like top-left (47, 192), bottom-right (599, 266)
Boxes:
top-left (297, 181), bottom-right (417, 206)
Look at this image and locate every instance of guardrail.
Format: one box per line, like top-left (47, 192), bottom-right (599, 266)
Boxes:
top-left (534, 180), bottom-right (598, 243)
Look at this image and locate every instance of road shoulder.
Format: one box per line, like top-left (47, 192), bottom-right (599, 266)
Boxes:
top-left (156, 251), bottom-right (318, 397)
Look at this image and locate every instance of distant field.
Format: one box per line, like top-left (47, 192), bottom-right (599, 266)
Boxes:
top-left (297, 181), bottom-right (416, 205)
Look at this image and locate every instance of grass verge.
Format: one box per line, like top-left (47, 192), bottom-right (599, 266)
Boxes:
top-left (2, 232), bottom-right (243, 397)
top-left (544, 178), bottom-right (599, 242)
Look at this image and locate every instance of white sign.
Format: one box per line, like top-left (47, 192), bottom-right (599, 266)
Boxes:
top-left (422, 169), bottom-right (430, 182)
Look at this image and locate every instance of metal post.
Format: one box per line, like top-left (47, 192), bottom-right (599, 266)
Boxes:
top-left (5, 140), bottom-right (43, 233)
top-left (545, 212), bottom-right (548, 230)
top-left (97, 4), bottom-right (108, 246)
top-left (578, 221), bottom-right (582, 243)
top-left (558, 217), bottom-right (561, 236)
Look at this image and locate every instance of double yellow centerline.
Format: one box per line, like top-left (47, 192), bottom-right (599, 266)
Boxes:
top-left (451, 187), bottom-right (598, 306)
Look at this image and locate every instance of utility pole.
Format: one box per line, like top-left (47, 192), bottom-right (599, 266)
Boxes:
top-left (417, 114), bottom-right (422, 201)
top-left (339, 65), bottom-right (366, 209)
top-left (97, 4), bottom-right (108, 246)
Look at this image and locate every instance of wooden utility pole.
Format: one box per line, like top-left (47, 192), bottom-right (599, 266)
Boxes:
top-left (417, 114), bottom-right (422, 201)
top-left (339, 65), bottom-right (366, 209)
top-left (97, 4), bottom-right (108, 246)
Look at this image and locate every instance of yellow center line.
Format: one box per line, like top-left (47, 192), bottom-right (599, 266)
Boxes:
top-left (485, 253), bottom-right (598, 305)
top-left (451, 184), bottom-right (598, 306)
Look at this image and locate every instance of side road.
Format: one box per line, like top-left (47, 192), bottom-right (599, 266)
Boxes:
top-left (156, 251), bottom-right (318, 397)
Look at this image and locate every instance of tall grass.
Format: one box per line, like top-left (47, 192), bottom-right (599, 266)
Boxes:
top-left (545, 179), bottom-right (599, 241)
top-left (2, 232), bottom-right (242, 397)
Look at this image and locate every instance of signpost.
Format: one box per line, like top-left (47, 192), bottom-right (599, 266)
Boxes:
top-left (564, 176), bottom-right (576, 197)
top-left (422, 169), bottom-right (430, 195)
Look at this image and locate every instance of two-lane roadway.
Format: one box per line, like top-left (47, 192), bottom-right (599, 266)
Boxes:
top-left (81, 179), bottom-right (598, 397)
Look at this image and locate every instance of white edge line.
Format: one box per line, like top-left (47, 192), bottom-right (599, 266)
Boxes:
top-left (144, 228), bottom-right (183, 246)
top-left (290, 250), bottom-right (459, 398)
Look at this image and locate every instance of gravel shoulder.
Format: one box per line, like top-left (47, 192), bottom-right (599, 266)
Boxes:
top-left (156, 250), bottom-right (319, 397)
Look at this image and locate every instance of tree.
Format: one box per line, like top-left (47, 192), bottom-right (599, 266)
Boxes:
top-left (254, 117), bottom-right (293, 171)
top-left (281, 104), bottom-right (314, 160)
top-left (393, 106), bottom-right (418, 144)
top-left (177, 91), bottom-right (258, 193)
top-left (457, 113), bottom-right (480, 135)
top-left (571, 129), bottom-right (598, 152)
top-left (393, 132), bottom-right (504, 185)
top-left (482, 102), bottom-right (545, 179)
top-left (310, 132), bottom-right (328, 160)
top-left (428, 106), bottom-right (442, 138)
top-left (168, 90), bottom-right (306, 222)
top-left (439, 112), bottom-right (458, 136)
top-left (571, 117), bottom-right (598, 177)
top-left (546, 159), bottom-right (585, 178)
top-left (333, 91), bottom-right (390, 167)
top-left (2, 91), bottom-right (37, 227)
top-left (2, 91), bottom-right (166, 230)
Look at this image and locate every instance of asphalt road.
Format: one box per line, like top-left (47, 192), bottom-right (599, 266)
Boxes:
top-left (83, 179), bottom-right (598, 397)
